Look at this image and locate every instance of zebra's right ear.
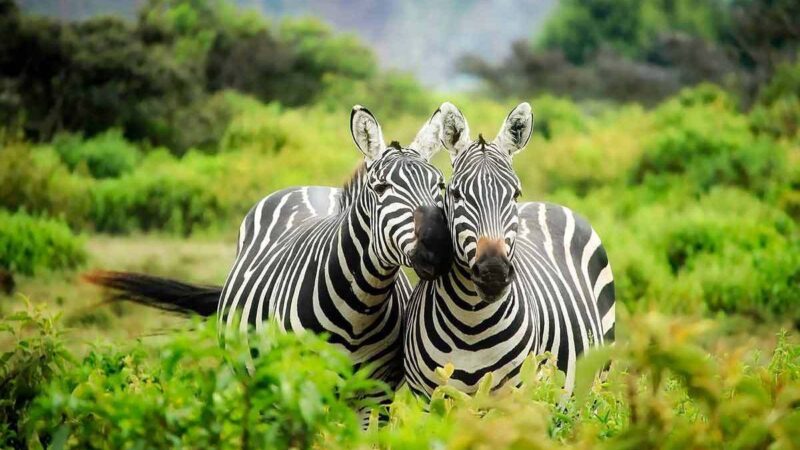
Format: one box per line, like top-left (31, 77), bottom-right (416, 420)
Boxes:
top-left (436, 102), bottom-right (470, 159)
top-left (494, 102), bottom-right (533, 157)
top-left (350, 105), bottom-right (386, 164)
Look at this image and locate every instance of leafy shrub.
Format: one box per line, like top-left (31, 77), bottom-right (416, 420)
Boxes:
top-left (513, 103), bottom-right (649, 195)
top-left (90, 152), bottom-right (231, 235)
top-left (53, 129), bottom-right (141, 178)
top-left (219, 96), bottom-right (288, 154)
top-left (4, 304), bottom-right (800, 449)
top-left (530, 94), bottom-right (588, 140)
top-left (19, 313), bottom-right (379, 449)
top-left (632, 88), bottom-right (788, 195)
top-left (169, 92), bottom-right (237, 154)
top-left (750, 60), bottom-right (800, 140)
top-left (0, 211), bottom-right (86, 275)
top-left (0, 300), bottom-right (72, 448)
top-left (318, 71), bottom-right (433, 118)
top-left (0, 143), bottom-right (92, 227)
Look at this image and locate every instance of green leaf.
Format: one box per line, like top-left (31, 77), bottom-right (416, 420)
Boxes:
top-left (573, 345), bottom-right (615, 409)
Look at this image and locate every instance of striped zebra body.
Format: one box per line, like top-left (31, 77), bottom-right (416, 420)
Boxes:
top-left (218, 182), bottom-right (410, 388)
top-left (404, 103), bottom-right (615, 397)
top-left (217, 106), bottom-right (452, 399)
top-left (405, 202), bottom-right (614, 395)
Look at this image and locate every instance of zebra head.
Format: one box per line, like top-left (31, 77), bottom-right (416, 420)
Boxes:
top-left (350, 105), bottom-right (452, 280)
top-left (438, 102), bottom-right (534, 303)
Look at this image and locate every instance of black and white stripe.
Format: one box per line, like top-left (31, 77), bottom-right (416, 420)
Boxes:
top-left (404, 103), bottom-right (615, 397)
top-left (217, 106), bottom-right (451, 402)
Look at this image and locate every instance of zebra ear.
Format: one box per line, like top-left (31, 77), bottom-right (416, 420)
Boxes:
top-left (409, 107), bottom-right (445, 161)
top-left (494, 102), bottom-right (533, 156)
top-left (437, 102), bottom-right (470, 158)
top-left (350, 105), bottom-right (386, 163)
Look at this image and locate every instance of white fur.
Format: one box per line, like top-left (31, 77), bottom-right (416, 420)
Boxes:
top-left (350, 105), bottom-right (386, 163)
top-left (495, 102), bottom-right (534, 156)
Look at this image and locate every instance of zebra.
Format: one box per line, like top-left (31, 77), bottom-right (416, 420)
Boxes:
top-left (214, 105), bottom-right (454, 392)
top-left (86, 104), bottom-right (454, 410)
top-left (403, 102), bottom-right (615, 398)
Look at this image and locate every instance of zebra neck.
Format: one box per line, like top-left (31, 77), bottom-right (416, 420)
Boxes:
top-left (327, 190), bottom-right (399, 309)
top-left (433, 264), bottom-right (520, 329)
top-left (435, 264), bottom-right (509, 309)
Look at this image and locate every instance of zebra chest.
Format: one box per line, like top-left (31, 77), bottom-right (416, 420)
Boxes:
top-left (405, 288), bottom-right (538, 395)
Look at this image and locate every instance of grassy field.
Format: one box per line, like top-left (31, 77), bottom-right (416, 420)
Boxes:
top-left (2, 236), bottom-right (232, 345)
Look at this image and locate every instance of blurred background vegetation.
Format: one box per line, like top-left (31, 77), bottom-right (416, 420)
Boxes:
top-left (0, 0), bottom-right (799, 448)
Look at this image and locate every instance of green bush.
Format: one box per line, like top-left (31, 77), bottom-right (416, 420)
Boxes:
top-left (0, 301), bottom-right (72, 448)
top-left (4, 304), bottom-right (799, 449)
top-left (90, 152), bottom-right (231, 235)
top-left (0, 143), bottom-right (92, 227)
top-left (530, 94), bottom-right (588, 140)
top-left (169, 92), bottom-right (237, 154)
top-left (53, 129), bottom-right (142, 178)
top-left (751, 60), bottom-right (800, 140)
top-left (318, 71), bottom-right (433, 118)
top-left (17, 312), bottom-right (379, 449)
top-left (0, 211), bottom-right (86, 275)
top-left (632, 88), bottom-right (787, 196)
top-left (512, 102), bottom-right (648, 195)
top-left (219, 96), bottom-right (288, 154)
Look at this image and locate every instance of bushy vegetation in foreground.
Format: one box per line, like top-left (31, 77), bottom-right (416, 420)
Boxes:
top-left (2, 302), bottom-right (798, 449)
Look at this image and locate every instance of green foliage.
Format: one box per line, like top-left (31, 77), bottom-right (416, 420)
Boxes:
top-left (1, 0), bottom-right (389, 152)
top-left (0, 8), bottom-right (197, 144)
top-left (219, 96), bottom-right (288, 154)
top-left (53, 130), bottom-right (141, 178)
top-left (0, 211), bottom-right (85, 275)
top-left (0, 300), bottom-right (72, 448)
top-left (0, 142), bottom-right (92, 226)
top-left (205, 17), bottom-right (377, 108)
top-left (318, 71), bottom-right (433, 118)
top-left (538, 0), bottom-right (727, 63)
top-left (168, 92), bottom-right (237, 155)
top-left (539, 0), bottom-right (724, 64)
top-left (3, 305), bottom-right (379, 449)
top-left (469, 0), bottom-right (798, 104)
top-left (89, 151), bottom-right (231, 235)
top-left (530, 94), bottom-right (588, 140)
top-left (633, 86), bottom-right (787, 196)
top-left (539, 0), bottom-right (647, 64)
top-left (751, 59), bottom-right (800, 140)
top-left (4, 304), bottom-right (800, 449)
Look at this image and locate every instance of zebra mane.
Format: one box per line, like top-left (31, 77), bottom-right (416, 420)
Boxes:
top-left (337, 162), bottom-right (367, 213)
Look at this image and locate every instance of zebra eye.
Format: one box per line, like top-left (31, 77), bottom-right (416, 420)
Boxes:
top-left (513, 188), bottom-right (522, 200)
top-left (450, 187), bottom-right (462, 202)
top-left (437, 181), bottom-right (445, 193)
top-left (373, 182), bottom-right (391, 195)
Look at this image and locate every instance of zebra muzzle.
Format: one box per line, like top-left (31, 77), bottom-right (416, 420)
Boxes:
top-left (410, 205), bottom-right (452, 280)
top-left (472, 237), bottom-right (515, 302)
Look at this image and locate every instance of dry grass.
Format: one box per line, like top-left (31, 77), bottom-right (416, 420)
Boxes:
top-left (1, 235), bottom-right (234, 352)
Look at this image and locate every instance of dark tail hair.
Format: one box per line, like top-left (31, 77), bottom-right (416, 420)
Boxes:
top-left (83, 270), bottom-right (221, 317)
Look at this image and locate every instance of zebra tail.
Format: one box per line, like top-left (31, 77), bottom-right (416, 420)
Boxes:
top-left (83, 270), bottom-right (221, 317)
